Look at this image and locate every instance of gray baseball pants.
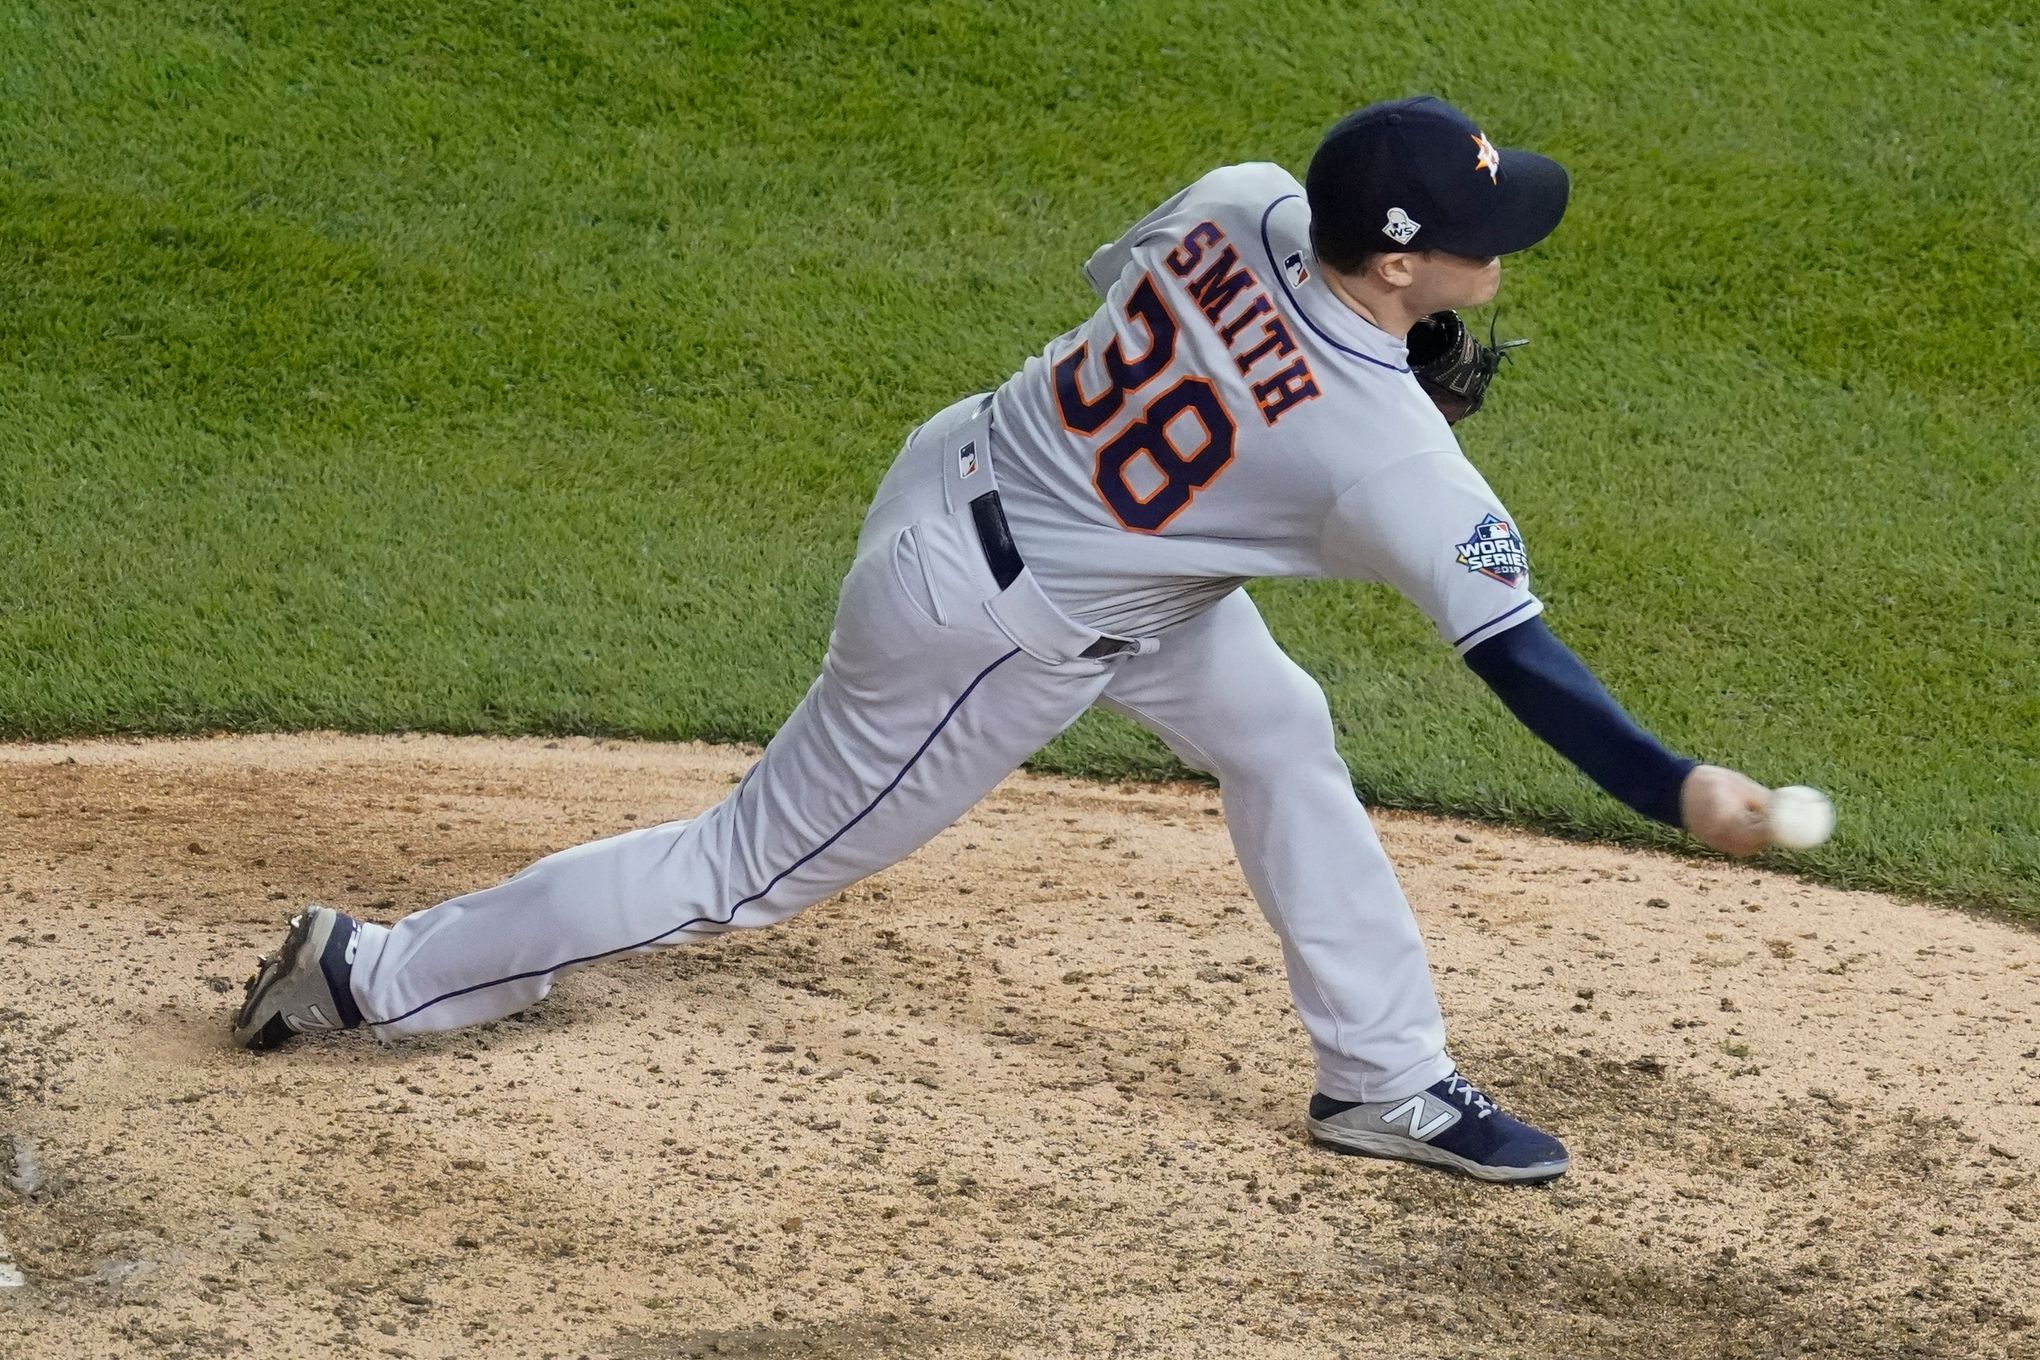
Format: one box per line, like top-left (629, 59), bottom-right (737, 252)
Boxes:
top-left (347, 397), bottom-right (1453, 1102)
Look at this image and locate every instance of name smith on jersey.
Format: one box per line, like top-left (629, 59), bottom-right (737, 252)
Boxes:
top-left (1163, 222), bottom-right (1322, 427)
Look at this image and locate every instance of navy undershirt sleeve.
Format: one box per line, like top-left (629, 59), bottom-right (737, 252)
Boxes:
top-left (1462, 616), bottom-right (1695, 827)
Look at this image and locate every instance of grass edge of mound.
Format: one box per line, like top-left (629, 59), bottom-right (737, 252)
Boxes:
top-left (1, 720), bottom-right (2028, 928)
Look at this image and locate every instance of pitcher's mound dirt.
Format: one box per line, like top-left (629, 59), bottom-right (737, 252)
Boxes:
top-left (0, 734), bottom-right (2034, 1359)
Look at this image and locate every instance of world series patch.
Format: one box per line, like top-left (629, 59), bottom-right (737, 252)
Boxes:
top-left (1455, 514), bottom-right (1528, 586)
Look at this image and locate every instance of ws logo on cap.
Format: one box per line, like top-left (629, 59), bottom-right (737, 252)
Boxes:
top-left (1455, 513), bottom-right (1528, 586)
top-left (1382, 207), bottom-right (1420, 245)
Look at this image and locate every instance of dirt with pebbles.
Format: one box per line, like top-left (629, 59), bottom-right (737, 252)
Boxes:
top-left (0, 733), bottom-right (2034, 1360)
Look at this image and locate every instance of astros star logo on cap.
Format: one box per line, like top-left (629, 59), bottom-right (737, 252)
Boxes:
top-left (1471, 131), bottom-right (1501, 184)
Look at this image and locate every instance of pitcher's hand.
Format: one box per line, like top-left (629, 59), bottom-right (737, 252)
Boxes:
top-left (1680, 765), bottom-right (1772, 856)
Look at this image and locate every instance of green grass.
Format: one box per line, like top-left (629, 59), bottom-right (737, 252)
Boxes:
top-left (2, 1), bottom-right (2035, 916)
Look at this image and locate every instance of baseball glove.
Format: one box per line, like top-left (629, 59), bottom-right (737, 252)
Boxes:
top-left (1407, 309), bottom-right (1528, 424)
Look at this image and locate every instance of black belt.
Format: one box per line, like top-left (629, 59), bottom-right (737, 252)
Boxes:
top-left (968, 491), bottom-right (1134, 660)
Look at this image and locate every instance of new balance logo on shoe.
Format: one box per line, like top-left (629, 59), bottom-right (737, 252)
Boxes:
top-left (1381, 1095), bottom-right (1458, 1141)
top-left (1305, 1072), bottom-right (1569, 1183)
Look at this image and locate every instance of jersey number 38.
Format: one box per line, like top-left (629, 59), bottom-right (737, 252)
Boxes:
top-left (1053, 276), bottom-right (1238, 533)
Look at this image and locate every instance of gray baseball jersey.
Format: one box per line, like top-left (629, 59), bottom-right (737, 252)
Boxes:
top-left (331, 160), bottom-right (1514, 1109)
top-left (990, 161), bottom-right (1541, 652)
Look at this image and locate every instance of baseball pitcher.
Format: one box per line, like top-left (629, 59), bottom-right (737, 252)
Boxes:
top-left (234, 97), bottom-right (1779, 1184)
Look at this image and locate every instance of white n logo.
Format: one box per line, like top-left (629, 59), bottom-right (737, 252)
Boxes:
top-left (1381, 1096), bottom-right (1457, 1141)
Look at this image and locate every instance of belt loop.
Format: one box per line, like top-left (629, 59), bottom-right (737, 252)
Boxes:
top-left (1078, 633), bottom-right (1159, 660)
top-left (970, 492), bottom-right (1024, 590)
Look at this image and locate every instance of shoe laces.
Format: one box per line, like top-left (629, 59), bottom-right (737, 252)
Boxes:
top-left (1444, 1074), bottom-right (1498, 1119)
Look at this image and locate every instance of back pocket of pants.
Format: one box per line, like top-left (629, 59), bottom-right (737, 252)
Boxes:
top-left (890, 525), bottom-right (949, 629)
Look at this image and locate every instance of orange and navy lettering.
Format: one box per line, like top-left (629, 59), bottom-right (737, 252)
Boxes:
top-left (1052, 267), bottom-right (1241, 533)
top-left (1165, 220), bottom-right (1321, 427)
top-left (1092, 378), bottom-right (1236, 533)
top-left (1052, 274), bottom-right (1177, 436)
top-left (1185, 245), bottom-right (1256, 324)
top-left (1053, 218), bottom-right (1324, 532)
top-left (1163, 221), bottom-right (1225, 275)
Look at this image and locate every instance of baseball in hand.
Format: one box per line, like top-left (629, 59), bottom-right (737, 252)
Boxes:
top-left (1767, 785), bottom-right (1835, 850)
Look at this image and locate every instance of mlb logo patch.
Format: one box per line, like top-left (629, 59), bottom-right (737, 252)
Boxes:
top-left (1455, 513), bottom-right (1528, 586)
top-left (958, 439), bottom-right (979, 479)
top-left (1283, 250), bottom-right (1310, 288)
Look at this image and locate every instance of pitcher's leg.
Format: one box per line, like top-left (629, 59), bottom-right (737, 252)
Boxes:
top-left (1097, 590), bottom-right (1453, 1102)
top-left (350, 521), bottom-right (1115, 1036)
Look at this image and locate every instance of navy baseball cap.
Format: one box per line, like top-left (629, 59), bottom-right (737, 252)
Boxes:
top-left (1306, 96), bottom-right (1570, 261)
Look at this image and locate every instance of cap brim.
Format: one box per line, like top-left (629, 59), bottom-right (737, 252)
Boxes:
top-left (1452, 149), bottom-right (1570, 257)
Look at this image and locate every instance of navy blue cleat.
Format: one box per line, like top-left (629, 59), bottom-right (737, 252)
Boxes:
top-left (231, 907), bottom-right (365, 1051)
top-left (1306, 1071), bottom-right (1570, 1184)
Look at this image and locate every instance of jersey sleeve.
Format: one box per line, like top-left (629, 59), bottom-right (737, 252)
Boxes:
top-left (1082, 163), bottom-right (1301, 298)
top-left (1082, 182), bottom-right (1195, 298)
top-left (1320, 449), bottom-right (1544, 653)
